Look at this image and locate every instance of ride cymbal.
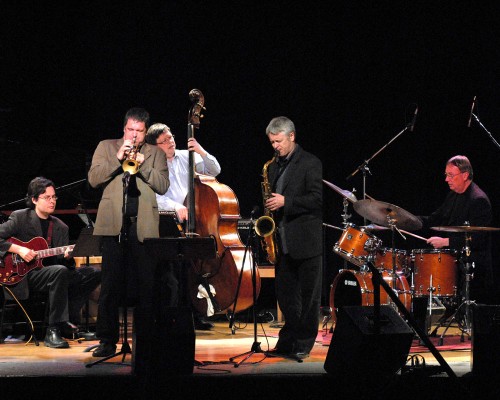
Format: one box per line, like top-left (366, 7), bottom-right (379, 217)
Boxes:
top-left (431, 226), bottom-right (500, 232)
top-left (353, 199), bottom-right (422, 231)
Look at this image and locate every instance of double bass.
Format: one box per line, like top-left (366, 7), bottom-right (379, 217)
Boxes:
top-left (185, 89), bottom-right (261, 316)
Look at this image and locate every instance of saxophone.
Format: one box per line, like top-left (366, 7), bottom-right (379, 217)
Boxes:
top-left (254, 152), bottom-right (279, 264)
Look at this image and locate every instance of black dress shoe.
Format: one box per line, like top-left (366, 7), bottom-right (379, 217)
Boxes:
top-left (92, 342), bottom-right (117, 357)
top-left (194, 317), bottom-right (214, 331)
top-left (44, 327), bottom-right (70, 349)
top-left (292, 352), bottom-right (310, 360)
top-left (58, 321), bottom-right (79, 339)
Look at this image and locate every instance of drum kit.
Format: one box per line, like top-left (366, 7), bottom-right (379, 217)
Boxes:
top-left (325, 180), bottom-right (500, 338)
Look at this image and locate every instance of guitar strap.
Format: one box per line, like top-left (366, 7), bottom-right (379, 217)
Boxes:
top-left (46, 218), bottom-right (54, 247)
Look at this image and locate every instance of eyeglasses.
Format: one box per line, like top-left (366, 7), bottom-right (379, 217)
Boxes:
top-left (157, 135), bottom-right (175, 145)
top-left (444, 172), bottom-right (464, 179)
top-left (39, 195), bottom-right (58, 201)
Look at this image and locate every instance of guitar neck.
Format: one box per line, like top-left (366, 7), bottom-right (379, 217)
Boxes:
top-left (37, 244), bottom-right (75, 259)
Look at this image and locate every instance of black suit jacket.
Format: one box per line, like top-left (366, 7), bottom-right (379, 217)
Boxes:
top-left (0, 208), bottom-right (69, 299)
top-left (268, 144), bottom-right (323, 259)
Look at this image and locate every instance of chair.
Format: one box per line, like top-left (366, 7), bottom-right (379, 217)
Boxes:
top-left (0, 284), bottom-right (43, 345)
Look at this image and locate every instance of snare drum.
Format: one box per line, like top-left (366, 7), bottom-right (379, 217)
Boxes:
top-left (374, 247), bottom-right (409, 273)
top-left (329, 269), bottom-right (411, 323)
top-left (411, 249), bottom-right (458, 297)
top-left (333, 223), bottom-right (382, 267)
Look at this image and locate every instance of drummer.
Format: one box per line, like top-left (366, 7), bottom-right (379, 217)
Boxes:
top-left (417, 155), bottom-right (494, 305)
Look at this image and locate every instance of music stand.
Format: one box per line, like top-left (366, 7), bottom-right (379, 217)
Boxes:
top-left (141, 237), bottom-right (217, 372)
top-left (71, 227), bottom-right (101, 343)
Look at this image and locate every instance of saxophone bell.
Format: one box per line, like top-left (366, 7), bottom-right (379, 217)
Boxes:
top-left (254, 215), bottom-right (275, 238)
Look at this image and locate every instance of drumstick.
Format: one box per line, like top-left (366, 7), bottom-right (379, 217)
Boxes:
top-left (323, 223), bottom-right (343, 231)
top-left (400, 229), bottom-right (428, 243)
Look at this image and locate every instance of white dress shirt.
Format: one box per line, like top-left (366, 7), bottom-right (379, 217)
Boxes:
top-left (156, 149), bottom-right (221, 212)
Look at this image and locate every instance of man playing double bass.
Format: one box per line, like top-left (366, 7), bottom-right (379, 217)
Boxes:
top-left (145, 122), bottom-right (221, 330)
top-left (264, 116), bottom-right (323, 360)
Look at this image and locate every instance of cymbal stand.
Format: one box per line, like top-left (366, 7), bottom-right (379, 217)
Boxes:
top-left (437, 231), bottom-right (474, 345)
top-left (386, 215), bottom-right (406, 305)
top-left (340, 197), bottom-right (351, 269)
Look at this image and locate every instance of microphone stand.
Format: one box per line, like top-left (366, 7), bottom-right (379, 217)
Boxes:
top-left (228, 215), bottom-right (265, 366)
top-left (86, 172), bottom-right (132, 368)
top-left (470, 112), bottom-right (500, 150)
top-left (0, 178), bottom-right (87, 210)
top-left (346, 109), bottom-right (416, 224)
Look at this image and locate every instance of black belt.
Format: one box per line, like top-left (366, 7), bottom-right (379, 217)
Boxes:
top-left (128, 216), bottom-right (138, 223)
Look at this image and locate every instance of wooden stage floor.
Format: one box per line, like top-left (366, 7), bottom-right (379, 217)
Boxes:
top-left (1, 312), bottom-right (496, 400)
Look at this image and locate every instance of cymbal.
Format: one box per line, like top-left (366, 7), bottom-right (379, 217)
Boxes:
top-left (431, 226), bottom-right (500, 232)
top-left (353, 199), bottom-right (423, 231)
top-left (322, 180), bottom-right (357, 203)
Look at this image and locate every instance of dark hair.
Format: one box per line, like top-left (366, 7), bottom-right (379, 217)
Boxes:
top-left (447, 155), bottom-right (473, 181)
top-left (123, 107), bottom-right (150, 129)
top-left (146, 123), bottom-right (170, 145)
top-left (26, 177), bottom-right (55, 208)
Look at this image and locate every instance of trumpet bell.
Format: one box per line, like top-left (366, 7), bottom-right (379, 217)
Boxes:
top-left (255, 215), bottom-right (275, 237)
top-left (122, 159), bottom-right (139, 175)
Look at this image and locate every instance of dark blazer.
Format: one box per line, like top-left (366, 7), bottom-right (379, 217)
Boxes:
top-left (0, 208), bottom-right (69, 299)
top-left (268, 144), bottom-right (323, 259)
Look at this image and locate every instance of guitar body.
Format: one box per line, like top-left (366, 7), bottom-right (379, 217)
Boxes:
top-left (0, 237), bottom-right (73, 286)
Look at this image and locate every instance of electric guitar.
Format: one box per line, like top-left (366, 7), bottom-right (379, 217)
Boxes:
top-left (0, 237), bottom-right (74, 286)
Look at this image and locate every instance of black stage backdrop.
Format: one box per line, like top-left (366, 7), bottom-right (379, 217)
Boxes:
top-left (2, 1), bottom-right (500, 303)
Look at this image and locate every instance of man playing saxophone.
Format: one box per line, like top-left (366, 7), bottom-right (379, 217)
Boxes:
top-left (264, 116), bottom-right (323, 361)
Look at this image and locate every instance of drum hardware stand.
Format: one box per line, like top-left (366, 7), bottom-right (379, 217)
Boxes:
top-left (366, 261), bottom-right (458, 380)
top-left (386, 216), bottom-right (407, 308)
top-left (435, 231), bottom-right (474, 345)
top-left (340, 197), bottom-right (352, 270)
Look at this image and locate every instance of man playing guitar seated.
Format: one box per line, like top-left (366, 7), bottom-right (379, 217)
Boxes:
top-left (0, 177), bottom-right (100, 348)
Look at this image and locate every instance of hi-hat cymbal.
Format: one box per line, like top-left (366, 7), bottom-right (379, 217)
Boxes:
top-left (322, 180), bottom-right (357, 203)
top-left (431, 226), bottom-right (500, 233)
top-left (353, 199), bottom-right (423, 231)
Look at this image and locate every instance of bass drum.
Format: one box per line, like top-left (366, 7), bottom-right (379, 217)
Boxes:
top-left (329, 269), bottom-right (411, 324)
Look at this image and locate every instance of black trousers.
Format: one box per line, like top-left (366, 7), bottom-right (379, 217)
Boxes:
top-left (275, 253), bottom-right (322, 354)
top-left (96, 223), bottom-right (157, 344)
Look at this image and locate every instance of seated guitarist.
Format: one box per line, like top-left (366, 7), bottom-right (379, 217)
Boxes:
top-left (0, 177), bottom-right (101, 348)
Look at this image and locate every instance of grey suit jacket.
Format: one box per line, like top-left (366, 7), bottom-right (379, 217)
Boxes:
top-left (88, 138), bottom-right (169, 241)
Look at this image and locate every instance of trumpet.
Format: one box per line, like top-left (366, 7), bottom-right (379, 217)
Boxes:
top-left (122, 135), bottom-right (140, 175)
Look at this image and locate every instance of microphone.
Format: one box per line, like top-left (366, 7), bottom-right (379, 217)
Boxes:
top-left (409, 106), bottom-right (418, 132)
top-left (467, 96), bottom-right (477, 128)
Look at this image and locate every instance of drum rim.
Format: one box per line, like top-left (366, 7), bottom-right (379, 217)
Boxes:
top-left (411, 248), bottom-right (457, 255)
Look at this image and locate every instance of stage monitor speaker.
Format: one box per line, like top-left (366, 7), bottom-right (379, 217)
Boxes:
top-left (471, 304), bottom-right (500, 379)
top-left (324, 305), bottom-right (413, 387)
top-left (132, 307), bottom-right (195, 377)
